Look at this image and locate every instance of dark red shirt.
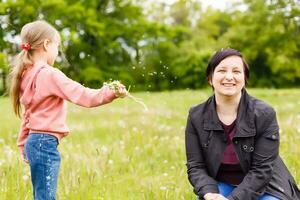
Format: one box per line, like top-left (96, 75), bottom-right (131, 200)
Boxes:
top-left (216, 120), bottom-right (245, 185)
top-left (220, 120), bottom-right (239, 164)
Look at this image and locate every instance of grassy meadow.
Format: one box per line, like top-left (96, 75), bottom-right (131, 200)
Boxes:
top-left (0, 89), bottom-right (299, 200)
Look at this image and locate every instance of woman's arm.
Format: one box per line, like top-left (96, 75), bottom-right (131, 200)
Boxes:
top-left (186, 110), bottom-right (219, 198)
top-left (228, 108), bottom-right (279, 200)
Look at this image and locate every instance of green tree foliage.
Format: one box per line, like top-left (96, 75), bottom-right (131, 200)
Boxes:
top-left (222, 0), bottom-right (300, 87)
top-left (0, 0), bottom-right (299, 95)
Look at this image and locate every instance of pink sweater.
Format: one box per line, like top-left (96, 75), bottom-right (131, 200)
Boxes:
top-left (18, 61), bottom-right (117, 155)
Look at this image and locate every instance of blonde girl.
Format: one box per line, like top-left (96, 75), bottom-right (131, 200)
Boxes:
top-left (9, 20), bottom-right (127, 200)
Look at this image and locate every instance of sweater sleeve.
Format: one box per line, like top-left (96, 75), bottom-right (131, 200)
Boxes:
top-left (185, 109), bottom-right (219, 198)
top-left (38, 67), bottom-right (117, 107)
top-left (17, 111), bottom-right (30, 156)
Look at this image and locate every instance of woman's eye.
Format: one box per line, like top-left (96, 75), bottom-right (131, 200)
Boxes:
top-left (233, 71), bottom-right (241, 74)
top-left (218, 70), bottom-right (226, 73)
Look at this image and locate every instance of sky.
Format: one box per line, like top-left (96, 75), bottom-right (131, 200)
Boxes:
top-left (146, 0), bottom-right (240, 10)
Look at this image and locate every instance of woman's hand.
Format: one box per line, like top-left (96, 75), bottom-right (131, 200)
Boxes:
top-left (204, 193), bottom-right (228, 200)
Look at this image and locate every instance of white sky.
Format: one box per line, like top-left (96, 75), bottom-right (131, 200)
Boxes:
top-left (201, 0), bottom-right (237, 10)
top-left (145, 0), bottom-right (240, 10)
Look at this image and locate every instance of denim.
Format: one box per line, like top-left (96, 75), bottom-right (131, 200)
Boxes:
top-left (197, 182), bottom-right (280, 200)
top-left (25, 133), bottom-right (60, 200)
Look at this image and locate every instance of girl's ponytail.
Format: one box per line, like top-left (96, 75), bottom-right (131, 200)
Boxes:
top-left (8, 20), bottom-right (59, 117)
top-left (9, 49), bottom-right (33, 117)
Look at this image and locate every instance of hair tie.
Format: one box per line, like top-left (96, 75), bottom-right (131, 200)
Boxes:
top-left (21, 43), bottom-right (31, 51)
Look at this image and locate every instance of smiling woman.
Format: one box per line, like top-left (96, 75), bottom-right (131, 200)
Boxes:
top-left (185, 48), bottom-right (300, 200)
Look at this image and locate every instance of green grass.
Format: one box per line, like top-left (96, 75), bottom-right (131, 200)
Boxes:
top-left (0, 89), bottom-right (299, 200)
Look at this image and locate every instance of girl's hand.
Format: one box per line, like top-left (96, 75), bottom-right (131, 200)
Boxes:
top-left (115, 84), bottom-right (128, 98)
top-left (20, 153), bottom-right (29, 164)
top-left (103, 81), bottom-right (128, 98)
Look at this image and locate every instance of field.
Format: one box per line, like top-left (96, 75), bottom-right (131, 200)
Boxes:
top-left (0, 89), bottom-right (299, 200)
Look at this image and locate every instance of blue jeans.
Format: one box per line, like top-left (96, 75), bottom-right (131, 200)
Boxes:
top-left (198, 182), bottom-right (280, 200)
top-left (25, 133), bottom-right (61, 200)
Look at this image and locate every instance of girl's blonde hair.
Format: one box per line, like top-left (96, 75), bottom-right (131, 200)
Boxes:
top-left (9, 20), bottom-right (60, 117)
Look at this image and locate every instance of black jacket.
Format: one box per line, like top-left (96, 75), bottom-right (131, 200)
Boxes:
top-left (185, 90), bottom-right (300, 200)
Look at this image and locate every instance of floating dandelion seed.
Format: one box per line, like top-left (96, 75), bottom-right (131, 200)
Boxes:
top-left (108, 160), bottom-right (113, 165)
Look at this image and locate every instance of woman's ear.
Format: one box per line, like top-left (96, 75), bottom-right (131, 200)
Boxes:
top-left (208, 76), bottom-right (213, 86)
top-left (43, 39), bottom-right (50, 51)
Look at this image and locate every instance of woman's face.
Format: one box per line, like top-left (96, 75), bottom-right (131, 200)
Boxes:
top-left (209, 56), bottom-right (245, 98)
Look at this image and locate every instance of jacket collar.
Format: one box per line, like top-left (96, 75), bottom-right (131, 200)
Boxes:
top-left (203, 89), bottom-right (256, 137)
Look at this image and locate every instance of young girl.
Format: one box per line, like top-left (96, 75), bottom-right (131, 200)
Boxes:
top-left (9, 20), bottom-right (127, 200)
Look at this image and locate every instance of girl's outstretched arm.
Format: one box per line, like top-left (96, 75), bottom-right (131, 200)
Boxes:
top-left (37, 66), bottom-right (118, 107)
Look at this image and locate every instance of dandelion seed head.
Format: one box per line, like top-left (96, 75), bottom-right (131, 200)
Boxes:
top-left (22, 175), bottom-right (29, 181)
top-left (134, 146), bottom-right (140, 151)
top-left (101, 146), bottom-right (108, 153)
top-left (160, 186), bottom-right (167, 190)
